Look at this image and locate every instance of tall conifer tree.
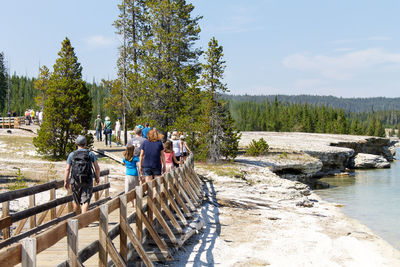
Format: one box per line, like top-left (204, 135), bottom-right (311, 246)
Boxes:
top-left (0, 52), bottom-right (7, 113)
top-left (33, 38), bottom-right (92, 158)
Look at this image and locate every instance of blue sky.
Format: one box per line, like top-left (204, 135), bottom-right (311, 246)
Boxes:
top-left (1, 0), bottom-right (400, 97)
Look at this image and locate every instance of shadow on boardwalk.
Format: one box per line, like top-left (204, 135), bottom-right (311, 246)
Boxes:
top-left (158, 177), bottom-right (221, 266)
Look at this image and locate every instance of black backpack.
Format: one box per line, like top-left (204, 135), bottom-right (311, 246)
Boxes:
top-left (71, 150), bottom-right (93, 184)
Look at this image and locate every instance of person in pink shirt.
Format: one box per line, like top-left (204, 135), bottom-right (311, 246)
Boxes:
top-left (163, 140), bottom-right (180, 172)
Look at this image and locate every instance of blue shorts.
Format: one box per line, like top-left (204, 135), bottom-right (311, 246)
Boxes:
top-left (143, 167), bottom-right (161, 176)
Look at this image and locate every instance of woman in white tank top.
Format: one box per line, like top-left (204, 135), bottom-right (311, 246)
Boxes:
top-left (171, 134), bottom-right (182, 167)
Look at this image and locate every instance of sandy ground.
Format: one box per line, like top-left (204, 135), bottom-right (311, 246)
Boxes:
top-left (164, 161), bottom-right (400, 267)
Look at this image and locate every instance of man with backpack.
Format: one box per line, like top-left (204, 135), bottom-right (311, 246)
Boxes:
top-left (64, 135), bottom-right (100, 214)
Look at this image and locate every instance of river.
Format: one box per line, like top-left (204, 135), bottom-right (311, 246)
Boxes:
top-left (316, 148), bottom-right (400, 250)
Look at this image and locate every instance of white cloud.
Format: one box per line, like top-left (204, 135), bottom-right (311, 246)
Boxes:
top-left (85, 35), bottom-right (116, 48)
top-left (283, 48), bottom-right (400, 80)
top-left (334, 47), bottom-right (353, 52)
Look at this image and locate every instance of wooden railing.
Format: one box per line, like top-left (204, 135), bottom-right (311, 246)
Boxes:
top-left (0, 154), bottom-right (203, 266)
top-left (0, 169), bottom-right (111, 249)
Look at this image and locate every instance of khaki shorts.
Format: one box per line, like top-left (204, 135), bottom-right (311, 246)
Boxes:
top-left (125, 175), bottom-right (139, 193)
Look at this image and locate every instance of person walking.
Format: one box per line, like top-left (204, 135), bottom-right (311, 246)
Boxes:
top-left (104, 116), bottom-right (112, 147)
top-left (171, 133), bottom-right (182, 168)
top-left (180, 135), bottom-right (192, 163)
top-left (139, 129), bottom-right (166, 183)
top-left (142, 123), bottom-right (151, 139)
top-left (115, 117), bottom-right (122, 146)
top-left (94, 115), bottom-right (103, 142)
top-left (122, 145), bottom-right (140, 207)
top-left (64, 135), bottom-right (100, 214)
top-left (163, 140), bottom-right (180, 172)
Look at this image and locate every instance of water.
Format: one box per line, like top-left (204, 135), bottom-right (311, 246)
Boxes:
top-left (316, 149), bottom-right (400, 250)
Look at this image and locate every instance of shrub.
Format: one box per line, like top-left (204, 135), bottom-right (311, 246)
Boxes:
top-left (7, 168), bottom-right (28, 190)
top-left (246, 138), bottom-right (269, 156)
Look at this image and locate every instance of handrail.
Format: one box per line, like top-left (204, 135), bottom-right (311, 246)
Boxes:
top-left (0, 169), bottom-right (111, 244)
top-left (0, 154), bottom-right (204, 266)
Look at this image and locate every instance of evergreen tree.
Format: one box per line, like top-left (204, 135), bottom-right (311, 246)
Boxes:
top-left (374, 119), bottom-right (386, 137)
top-left (0, 52), bottom-right (7, 113)
top-left (33, 38), bottom-right (92, 158)
top-left (200, 37), bottom-right (240, 162)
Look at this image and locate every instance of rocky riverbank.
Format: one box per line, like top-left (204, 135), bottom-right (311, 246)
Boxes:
top-left (166, 160), bottom-right (400, 266)
top-left (239, 132), bottom-right (397, 182)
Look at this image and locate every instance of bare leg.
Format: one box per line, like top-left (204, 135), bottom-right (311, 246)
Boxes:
top-left (81, 202), bottom-right (89, 214)
top-left (73, 202), bottom-right (81, 215)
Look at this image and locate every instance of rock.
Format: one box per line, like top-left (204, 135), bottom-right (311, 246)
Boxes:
top-left (353, 153), bottom-right (390, 169)
top-left (296, 197), bottom-right (314, 208)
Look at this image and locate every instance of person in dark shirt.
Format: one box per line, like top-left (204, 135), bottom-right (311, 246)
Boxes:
top-left (139, 129), bottom-right (166, 183)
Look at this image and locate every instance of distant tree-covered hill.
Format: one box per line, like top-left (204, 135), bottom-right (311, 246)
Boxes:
top-left (224, 94), bottom-right (400, 113)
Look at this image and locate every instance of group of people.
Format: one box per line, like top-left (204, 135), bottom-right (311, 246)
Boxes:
top-left (123, 126), bottom-right (191, 206)
top-left (94, 115), bottom-right (122, 147)
top-left (64, 121), bottom-right (192, 214)
top-left (24, 109), bottom-right (43, 125)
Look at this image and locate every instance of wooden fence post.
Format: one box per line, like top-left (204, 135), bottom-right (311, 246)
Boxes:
top-left (120, 195), bottom-right (128, 263)
top-left (21, 237), bottom-right (36, 267)
top-left (29, 195), bottom-right (36, 229)
top-left (99, 205), bottom-right (108, 267)
top-left (67, 188), bottom-right (73, 213)
top-left (136, 186), bottom-right (143, 244)
top-left (105, 175), bottom-right (109, 198)
top-left (2, 201), bottom-right (10, 239)
top-left (50, 188), bottom-right (56, 220)
top-left (67, 219), bottom-right (79, 267)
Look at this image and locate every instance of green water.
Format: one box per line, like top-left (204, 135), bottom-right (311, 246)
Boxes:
top-left (316, 149), bottom-right (400, 250)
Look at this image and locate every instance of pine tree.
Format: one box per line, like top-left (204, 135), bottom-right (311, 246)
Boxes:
top-left (0, 52), bottom-right (7, 113)
top-left (374, 119), bottom-right (386, 137)
top-left (200, 37), bottom-right (240, 162)
top-left (33, 38), bottom-right (92, 158)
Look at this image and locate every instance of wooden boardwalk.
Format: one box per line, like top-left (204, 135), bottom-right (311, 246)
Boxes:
top-left (32, 204), bottom-right (135, 267)
top-left (1, 154), bottom-right (204, 267)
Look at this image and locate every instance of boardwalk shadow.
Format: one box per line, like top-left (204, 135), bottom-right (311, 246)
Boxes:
top-left (160, 176), bottom-right (221, 266)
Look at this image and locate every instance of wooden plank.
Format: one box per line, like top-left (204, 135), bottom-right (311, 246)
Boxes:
top-left (158, 192), bottom-right (183, 234)
top-left (99, 205), bottom-right (108, 267)
top-left (21, 238), bottom-right (36, 267)
top-left (13, 218), bottom-right (28, 236)
top-left (56, 203), bottom-right (67, 217)
top-left (0, 243), bottom-right (22, 266)
top-left (178, 169), bottom-right (199, 206)
top-left (184, 165), bottom-right (202, 197)
top-left (2, 201), bottom-right (10, 239)
top-left (36, 220), bottom-right (67, 253)
top-left (77, 206), bottom-right (100, 229)
top-left (0, 180), bottom-right (59, 203)
top-left (119, 195), bottom-right (128, 263)
top-left (29, 195), bottom-right (36, 229)
top-left (137, 206), bottom-right (169, 253)
top-left (36, 210), bottom-right (49, 225)
top-left (124, 220), bottom-right (154, 267)
top-left (147, 188), bottom-right (180, 247)
top-left (162, 188), bottom-right (188, 226)
top-left (104, 175), bottom-right (109, 198)
top-left (147, 181), bottom-right (154, 225)
top-left (173, 173), bottom-right (196, 211)
top-left (12, 194), bottom-right (72, 223)
top-left (167, 174), bottom-right (191, 217)
top-left (107, 196), bottom-right (120, 214)
top-left (136, 186), bottom-right (143, 244)
top-left (67, 219), bottom-right (79, 267)
top-left (106, 236), bottom-right (126, 267)
top-left (0, 216), bottom-right (12, 232)
top-left (126, 188), bottom-right (136, 203)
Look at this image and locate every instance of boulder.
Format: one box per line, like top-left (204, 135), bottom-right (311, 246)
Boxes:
top-left (353, 153), bottom-right (390, 169)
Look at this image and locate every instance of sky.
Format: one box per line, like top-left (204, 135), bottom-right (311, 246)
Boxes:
top-left (1, 0), bottom-right (400, 97)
